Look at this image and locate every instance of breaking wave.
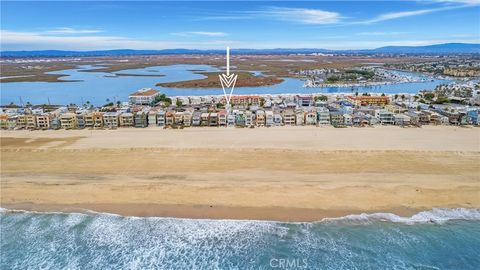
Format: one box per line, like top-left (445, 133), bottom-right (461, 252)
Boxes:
top-left (1, 208), bottom-right (479, 269)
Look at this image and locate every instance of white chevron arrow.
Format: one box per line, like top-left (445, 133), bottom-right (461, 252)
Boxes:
top-left (218, 47), bottom-right (238, 107)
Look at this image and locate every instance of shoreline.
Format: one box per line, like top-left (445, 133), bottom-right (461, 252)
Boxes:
top-left (0, 203), bottom-right (427, 222)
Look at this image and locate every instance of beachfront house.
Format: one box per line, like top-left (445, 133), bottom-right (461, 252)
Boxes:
top-left (200, 113), bottom-right (209, 126)
top-left (103, 112), bottom-right (121, 129)
top-left (174, 112), bottom-right (184, 126)
top-left (330, 111), bottom-right (344, 126)
top-left (93, 112), bottom-right (104, 129)
top-left (375, 109), bottom-right (394, 125)
top-left (36, 114), bottom-right (50, 130)
top-left (165, 111), bottom-right (175, 126)
top-left (119, 112), bottom-right (134, 127)
top-left (49, 116), bottom-right (61, 130)
top-left (235, 111), bottom-right (246, 127)
top-left (26, 114), bottom-right (37, 130)
top-left (245, 111), bottom-right (254, 127)
top-left (317, 108), bottom-right (330, 125)
top-left (282, 110), bottom-right (295, 125)
top-left (218, 110), bottom-right (227, 126)
top-left (265, 111), bottom-right (274, 127)
top-left (183, 111), bottom-right (193, 126)
top-left (394, 114), bottom-right (411, 126)
top-left (256, 110), bottom-right (266, 126)
top-left (0, 114), bottom-right (8, 130)
top-left (273, 112), bottom-right (283, 126)
top-left (148, 110), bottom-right (158, 126)
top-left (227, 113), bottom-right (235, 126)
top-left (60, 113), bottom-right (77, 129)
top-left (76, 112), bottom-right (86, 129)
top-left (305, 111), bottom-right (317, 125)
top-left (134, 111), bottom-right (148, 128)
top-left (128, 88), bottom-right (160, 105)
top-left (84, 113), bottom-right (94, 128)
top-left (192, 111), bottom-right (202, 126)
top-left (16, 115), bottom-right (27, 129)
top-left (156, 110), bottom-right (165, 127)
top-left (209, 113), bottom-right (218, 126)
top-left (343, 114), bottom-right (353, 126)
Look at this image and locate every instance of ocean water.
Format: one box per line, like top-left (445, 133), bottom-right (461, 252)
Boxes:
top-left (1, 208), bottom-right (479, 270)
top-left (0, 64), bottom-right (449, 106)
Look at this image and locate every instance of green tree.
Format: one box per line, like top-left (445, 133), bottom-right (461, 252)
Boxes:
top-left (424, 93), bottom-right (435, 100)
top-left (176, 99), bottom-right (182, 107)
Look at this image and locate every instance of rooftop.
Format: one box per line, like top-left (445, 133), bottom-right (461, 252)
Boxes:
top-left (129, 88), bottom-right (160, 97)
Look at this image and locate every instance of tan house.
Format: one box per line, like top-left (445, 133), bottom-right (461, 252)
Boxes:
top-left (165, 111), bottom-right (175, 126)
top-left (60, 113), bottom-right (77, 129)
top-left (26, 115), bottom-right (37, 130)
top-left (93, 112), bottom-right (104, 128)
top-left (120, 112), bottom-right (134, 127)
top-left (84, 113), bottom-right (94, 128)
top-left (0, 114), bottom-right (8, 129)
top-left (174, 112), bottom-right (184, 125)
top-left (256, 110), bottom-right (266, 126)
top-left (16, 115), bottom-right (27, 129)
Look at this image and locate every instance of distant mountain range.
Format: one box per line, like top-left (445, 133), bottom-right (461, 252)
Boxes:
top-left (1, 43), bottom-right (479, 57)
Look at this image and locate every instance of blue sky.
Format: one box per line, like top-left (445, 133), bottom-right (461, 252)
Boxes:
top-left (1, 1), bottom-right (479, 50)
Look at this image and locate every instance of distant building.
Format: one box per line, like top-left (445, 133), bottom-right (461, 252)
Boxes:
top-left (295, 95), bottom-right (314, 107)
top-left (348, 96), bottom-right (389, 107)
top-left (128, 88), bottom-right (160, 105)
top-left (229, 96), bottom-right (262, 107)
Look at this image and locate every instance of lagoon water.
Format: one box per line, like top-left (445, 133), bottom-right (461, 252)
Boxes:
top-left (0, 65), bottom-right (448, 106)
top-left (1, 208), bottom-right (479, 269)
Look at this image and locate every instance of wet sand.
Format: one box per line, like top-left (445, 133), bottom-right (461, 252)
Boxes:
top-left (1, 126), bottom-right (479, 221)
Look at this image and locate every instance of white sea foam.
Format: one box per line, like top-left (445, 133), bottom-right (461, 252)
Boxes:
top-left (1, 207), bottom-right (479, 225)
top-left (321, 208), bottom-right (480, 225)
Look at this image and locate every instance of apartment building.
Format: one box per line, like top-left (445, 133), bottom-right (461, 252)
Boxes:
top-left (128, 88), bottom-right (160, 105)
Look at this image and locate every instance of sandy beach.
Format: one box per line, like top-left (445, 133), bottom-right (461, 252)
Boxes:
top-left (1, 126), bottom-right (479, 221)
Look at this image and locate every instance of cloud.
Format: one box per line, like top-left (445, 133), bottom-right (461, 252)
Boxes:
top-left (0, 30), bottom-right (232, 50)
top-left (44, 27), bottom-right (103, 34)
top-left (356, 31), bottom-right (410, 36)
top-left (258, 7), bottom-right (342, 24)
top-left (171, 31), bottom-right (228, 37)
top-left (358, 2), bottom-right (477, 24)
